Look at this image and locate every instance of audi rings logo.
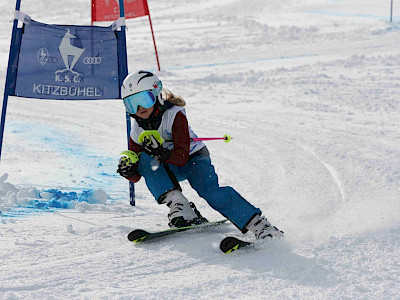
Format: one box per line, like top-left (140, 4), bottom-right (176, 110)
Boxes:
top-left (83, 56), bottom-right (102, 65)
top-left (37, 47), bottom-right (58, 65)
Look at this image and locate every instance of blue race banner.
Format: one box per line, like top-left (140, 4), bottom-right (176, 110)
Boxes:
top-left (14, 20), bottom-right (120, 100)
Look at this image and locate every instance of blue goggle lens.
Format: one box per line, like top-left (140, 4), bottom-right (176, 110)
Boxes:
top-left (123, 91), bottom-right (156, 114)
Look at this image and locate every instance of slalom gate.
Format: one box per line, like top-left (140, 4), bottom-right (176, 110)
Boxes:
top-left (0, 0), bottom-right (137, 205)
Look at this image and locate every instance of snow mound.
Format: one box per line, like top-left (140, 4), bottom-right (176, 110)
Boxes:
top-left (0, 173), bottom-right (109, 217)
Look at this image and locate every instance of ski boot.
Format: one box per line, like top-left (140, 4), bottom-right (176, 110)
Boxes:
top-left (246, 215), bottom-right (284, 239)
top-left (162, 189), bottom-right (208, 228)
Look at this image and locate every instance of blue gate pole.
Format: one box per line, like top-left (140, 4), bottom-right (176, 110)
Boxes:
top-left (390, 0), bottom-right (393, 22)
top-left (0, 0), bottom-right (22, 162)
top-left (118, 0), bottom-right (135, 206)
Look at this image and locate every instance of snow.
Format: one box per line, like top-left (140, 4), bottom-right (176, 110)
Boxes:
top-left (1, 0), bottom-right (400, 298)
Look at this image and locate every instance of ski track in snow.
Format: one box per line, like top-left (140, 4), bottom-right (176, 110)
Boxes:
top-left (298, 144), bottom-right (347, 204)
top-left (1, 0), bottom-right (400, 299)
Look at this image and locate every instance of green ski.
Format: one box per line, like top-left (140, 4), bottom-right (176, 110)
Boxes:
top-left (219, 236), bottom-right (255, 253)
top-left (128, 219), bottom-right (227, 243)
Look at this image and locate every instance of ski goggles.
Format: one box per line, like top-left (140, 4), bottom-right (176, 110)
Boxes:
top-left (123, 91), bottom-right (156, 114)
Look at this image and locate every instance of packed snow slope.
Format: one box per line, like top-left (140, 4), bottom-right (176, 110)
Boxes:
top-left (1, 0), bottom-right (400, 299)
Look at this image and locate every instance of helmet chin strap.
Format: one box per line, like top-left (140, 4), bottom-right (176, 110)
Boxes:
top-left (158, 94), bottom-right (164, 105)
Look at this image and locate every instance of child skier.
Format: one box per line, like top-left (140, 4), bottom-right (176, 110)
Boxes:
top-left (117, 70), bottom-right (283, 240)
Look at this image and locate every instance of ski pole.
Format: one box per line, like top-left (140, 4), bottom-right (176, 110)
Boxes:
top-left (166, 134), bottom-right (232, 143)
top-left (192, 134), bottom-right (232, 143)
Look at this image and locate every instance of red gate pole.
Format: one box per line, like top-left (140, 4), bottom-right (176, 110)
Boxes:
top-left (91, 0), bottom-right (94, 25)
top-left (145, 0), bottom-right (161, 71)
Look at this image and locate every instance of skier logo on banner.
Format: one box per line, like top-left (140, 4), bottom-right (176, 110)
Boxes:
top-left (37, 47), bottom-right (58, 65)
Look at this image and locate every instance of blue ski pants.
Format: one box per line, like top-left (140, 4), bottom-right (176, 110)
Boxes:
top-left (138, 152), bottom-right (261, 232)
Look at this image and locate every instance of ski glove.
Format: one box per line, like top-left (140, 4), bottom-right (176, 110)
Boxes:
top-left (117, 156), bottom-right (139, 178)
top-left (142, 135), bottom-right (171, 164)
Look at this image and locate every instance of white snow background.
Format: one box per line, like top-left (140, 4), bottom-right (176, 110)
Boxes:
top-left (1, 0), bottom-right (400, 299)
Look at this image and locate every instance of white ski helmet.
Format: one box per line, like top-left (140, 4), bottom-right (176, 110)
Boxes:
top-left (121, 70), bottom-right (163, 114)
